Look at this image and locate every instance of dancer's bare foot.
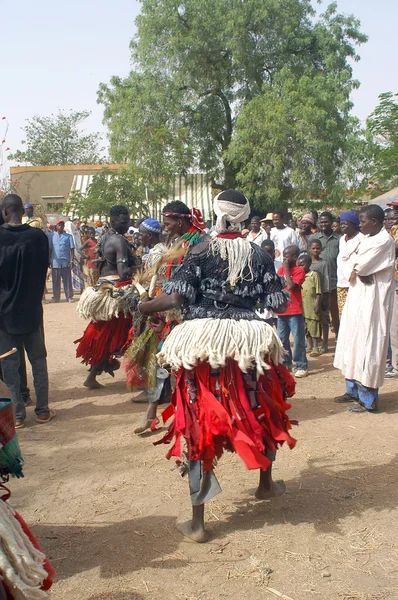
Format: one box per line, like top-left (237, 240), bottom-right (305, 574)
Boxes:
top-left (134, 418), bottom-right (152, 434)
top-left (255, 479), bottom-right (286, 500)
top-left (176, 519), bottom-right (209, 543)
top-left (83, 378), bottom-right (104, 389)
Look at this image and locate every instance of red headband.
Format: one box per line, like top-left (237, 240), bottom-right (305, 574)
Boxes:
top-left (163, 207), bottom-right (204, 231)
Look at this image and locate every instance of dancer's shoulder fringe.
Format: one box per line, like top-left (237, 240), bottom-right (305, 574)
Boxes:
top-left (0, 500), bottom-right (50, 599)
top-left (157, 318), bottom-right (283, 377)
top-left (209, 237), bottom-right (254, 286)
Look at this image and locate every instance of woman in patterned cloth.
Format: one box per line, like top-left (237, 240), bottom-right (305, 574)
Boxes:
top-left (138, 189), bottom-right (296, 543)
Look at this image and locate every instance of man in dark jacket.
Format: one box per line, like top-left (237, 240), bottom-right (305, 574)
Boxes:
top-left (0, 194), bottom-right (55, 428)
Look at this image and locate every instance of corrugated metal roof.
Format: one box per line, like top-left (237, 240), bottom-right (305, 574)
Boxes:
top-left (371, 187), bottom-right (398, 209)
top-left (69, 173), bottom-right (214, 220)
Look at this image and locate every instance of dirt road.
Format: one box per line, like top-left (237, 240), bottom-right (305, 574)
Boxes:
top-left (10, 301), bottom-right (398, 600)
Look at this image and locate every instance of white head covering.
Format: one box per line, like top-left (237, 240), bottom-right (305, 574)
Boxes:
top-left (213, 189), bottom-right (250, 233)
top-left (211, 190), bottom-right (253, 285)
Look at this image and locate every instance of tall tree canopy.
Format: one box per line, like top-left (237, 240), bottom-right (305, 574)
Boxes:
top-left (10, 110), bottom-right (104, 166)
top-left (366, 92), bottom-right (398, 193)
top-left (98, 0), bottom-right (367, 208)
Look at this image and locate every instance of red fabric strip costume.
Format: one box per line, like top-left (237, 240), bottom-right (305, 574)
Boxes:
top-left (155, 360), bottom-right (296, 472)
top-left (75, 280), bottom-right (132, 371)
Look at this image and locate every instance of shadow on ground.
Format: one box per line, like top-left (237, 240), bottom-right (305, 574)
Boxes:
top-left (34, 516), bottom-right (186, 581)
top-left (32, 455), bottom-right (398, 583)
top-left (291, 388), bottom-right (398, 424)
top-left (209, 454), bottom-right (398, 539)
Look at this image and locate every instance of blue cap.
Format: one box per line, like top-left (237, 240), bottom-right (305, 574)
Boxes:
top-left (141, 218), bottom-right (162, 233)
top-left (24, 203), bottom-right (33, 209)
top-left (340, 210), bottom-right (360, 230)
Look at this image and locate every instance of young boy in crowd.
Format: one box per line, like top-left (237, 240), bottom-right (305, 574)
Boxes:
top-left (276, 245), bottom-right (308, 377)
top-left (298, 253), bottom-right (322, 357)
top-left (309, 239), bottom-right (330, 353)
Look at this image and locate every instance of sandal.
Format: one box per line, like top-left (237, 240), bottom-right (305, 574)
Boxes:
top-left (349, 403), bottom-right (377, 413)
top-left (310, 348), bottom-right (321, 357)
top-left (335, 393), bottom-right (356, 403)
top-left (15, 421), bottom-right (25, 429)
top-left (36, 409), bottom-right (56, 424)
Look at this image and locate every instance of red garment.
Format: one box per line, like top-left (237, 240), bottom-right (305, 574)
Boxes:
top-left (86, 239), bottom-right (97, 269)
top-left (277, 266), bottom-right (305, 315)
top-left (75, 280), bottom-right (132, 369)
top-left (155, 360), bottom-right (296, 472)
top-left (216, 232), bottom-right (244, 239)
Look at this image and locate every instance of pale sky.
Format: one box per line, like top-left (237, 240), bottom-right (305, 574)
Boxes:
top-left (1, 0), bottom-right (397, 173)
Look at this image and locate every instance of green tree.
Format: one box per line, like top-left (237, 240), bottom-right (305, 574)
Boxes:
top-left (226, 68), bottom-right (367, 210)
top-left (9, 109), bottom-right (104, 166)
top-left (366, 92), bottom-right (398, 192)
top-left (65, 167), bottom-right (155, 219)
top-left (99, 0), bottom-right (367, 204)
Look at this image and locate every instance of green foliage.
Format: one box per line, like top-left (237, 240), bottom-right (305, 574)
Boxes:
top-left (99, 0), bottom-right (367, 205)
top-left (64, 168), bottom-right (155, 219)
top-left (227, 68), bottom-right (367, 210)
top-left (98, 73), bottom-right (194, 188)
top-left (9, 110), bottom-right (104, 166)
top-left (366, 92), bottom-right (398, 193)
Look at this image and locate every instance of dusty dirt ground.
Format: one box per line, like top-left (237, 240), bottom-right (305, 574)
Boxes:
top-left (9, 300), bottom-right (398, 600)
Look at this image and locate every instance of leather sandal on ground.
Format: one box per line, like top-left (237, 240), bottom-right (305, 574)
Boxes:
top-left (334, 393), bottom-right (356, 403)
top-left (310, 348), bottom-right (321, 357)
top-left (349, 403), bottom-right (377, 413)
top-left (36, 409), bottom-right (56, 424)
top-left (15, 421), bottom-right (25, 429)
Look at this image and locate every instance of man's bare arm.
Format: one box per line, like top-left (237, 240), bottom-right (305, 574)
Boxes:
top-left (115, 237), bottom-right (133, 281)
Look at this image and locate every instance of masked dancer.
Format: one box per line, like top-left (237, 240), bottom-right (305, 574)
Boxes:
top-left (138, 190), bottom-right (296, 542)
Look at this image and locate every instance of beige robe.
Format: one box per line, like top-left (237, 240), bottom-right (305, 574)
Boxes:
top-left (334, 228), bottom-right (395, 388)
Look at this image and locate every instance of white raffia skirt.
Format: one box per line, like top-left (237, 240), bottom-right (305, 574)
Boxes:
top-left (157, 318), bottom-right (283, 377)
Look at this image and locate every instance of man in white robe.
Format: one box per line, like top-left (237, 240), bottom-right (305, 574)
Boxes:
top-left (334, 204), bottom-right (395, 412)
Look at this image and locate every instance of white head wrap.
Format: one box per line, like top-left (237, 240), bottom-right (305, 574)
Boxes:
top-left (213, 190), bottom-right (251, 233)
top-left (211, 190), bottom-right (253, 285)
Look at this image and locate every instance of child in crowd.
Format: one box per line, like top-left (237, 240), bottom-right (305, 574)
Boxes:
top-left (298, 253), bottom-right (322, 356)
top-left (309, 239), bottom-right (330, 353)
top-left (276, 245), bottom-right (308, 377)
top-left (256, 239), bottom-right (277, 326)
top-left (81, 227), bottom-right (98, 286)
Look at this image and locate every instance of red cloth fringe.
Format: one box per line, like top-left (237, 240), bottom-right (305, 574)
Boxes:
top-left (155, 360), bottom-right (296, 472)
top-left (75, 312), bottom-right (132, 368)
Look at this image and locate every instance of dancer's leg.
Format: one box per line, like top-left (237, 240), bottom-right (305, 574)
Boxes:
top-left (83, 366), bottom-right (103, 389)
top-left (255, 463), bottom-right (286, 499)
